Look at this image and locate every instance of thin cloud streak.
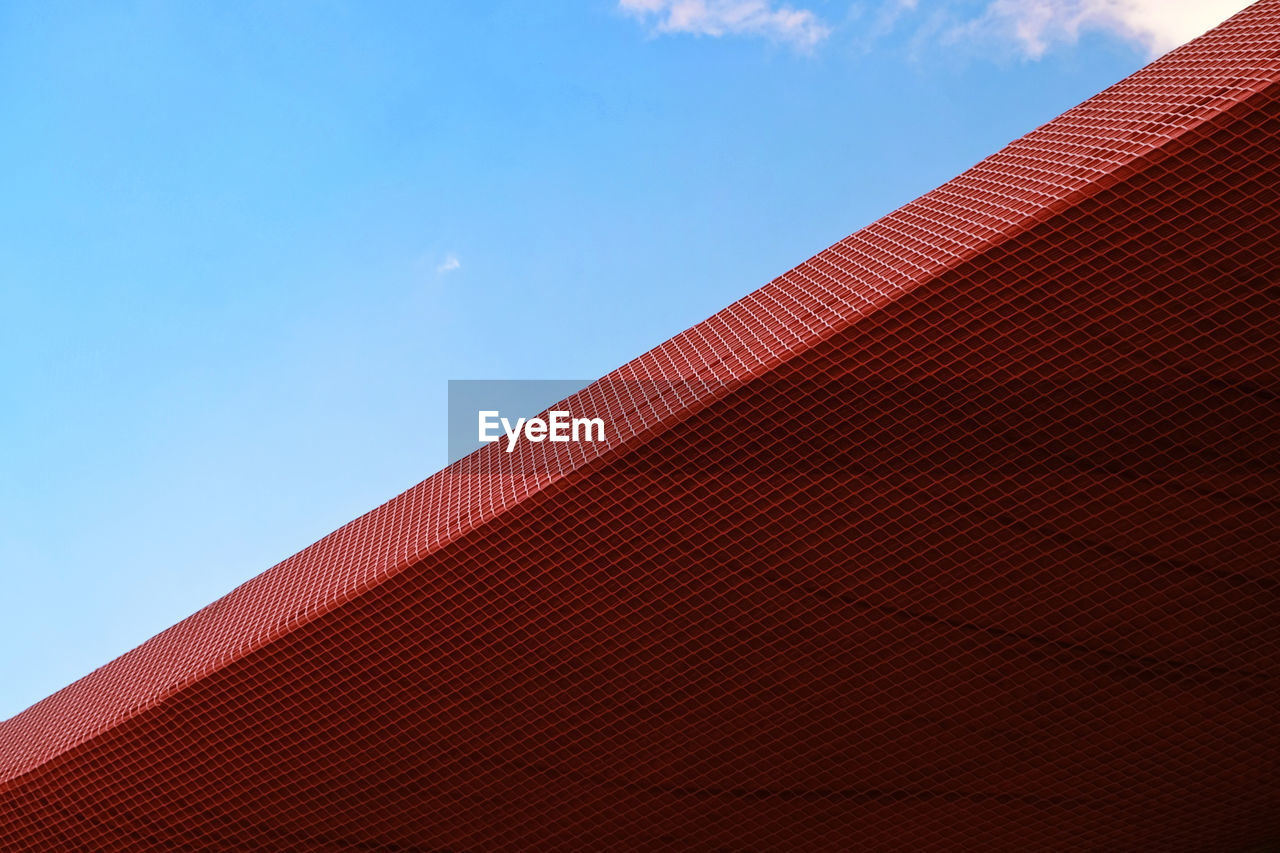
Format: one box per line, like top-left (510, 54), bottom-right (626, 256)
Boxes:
top-left (965, 0), bottom-right (1253, 59)
top-left (619, 0), bottom-right (831, 50)
top-left (436, 253), bottom-right (461, 276)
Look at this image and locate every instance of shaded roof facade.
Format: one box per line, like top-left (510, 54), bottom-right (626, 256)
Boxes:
top-left (2, 3), bottom-right (1278, 849)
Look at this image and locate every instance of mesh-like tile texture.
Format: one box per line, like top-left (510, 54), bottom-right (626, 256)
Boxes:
top-left (3, 3), bottom-right (1279, 850)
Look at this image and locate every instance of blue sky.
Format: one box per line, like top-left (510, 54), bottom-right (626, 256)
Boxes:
top-left (0, 1), bottom-right (1249, 720)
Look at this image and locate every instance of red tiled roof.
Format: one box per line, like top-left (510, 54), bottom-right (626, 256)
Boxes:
top-left (2, 3), bottom-right (1277, 848)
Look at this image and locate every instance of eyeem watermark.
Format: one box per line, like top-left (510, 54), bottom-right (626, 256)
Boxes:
top-left (478, 410), bottom-right (605, 452)
top-left (448, 379), bottom-right (600, 463)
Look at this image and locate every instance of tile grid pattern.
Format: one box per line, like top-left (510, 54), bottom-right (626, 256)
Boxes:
top-left (1, 3), bottom-right (1277, 849)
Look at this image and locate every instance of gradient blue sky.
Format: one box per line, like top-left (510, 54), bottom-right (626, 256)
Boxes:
top-left (0, 1), bottom-right (1249, 720)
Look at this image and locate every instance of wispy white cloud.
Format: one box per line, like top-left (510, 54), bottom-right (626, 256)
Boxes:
top-left (964, 0), bottom-right (1252, 59)
top-left (619, 0), bottom-right (831, 50)
top-left (436, 253), bottom-right (461, 276)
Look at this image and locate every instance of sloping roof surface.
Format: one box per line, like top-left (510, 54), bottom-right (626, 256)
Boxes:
top-left (2, 2), bottom-right (1278, 849)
